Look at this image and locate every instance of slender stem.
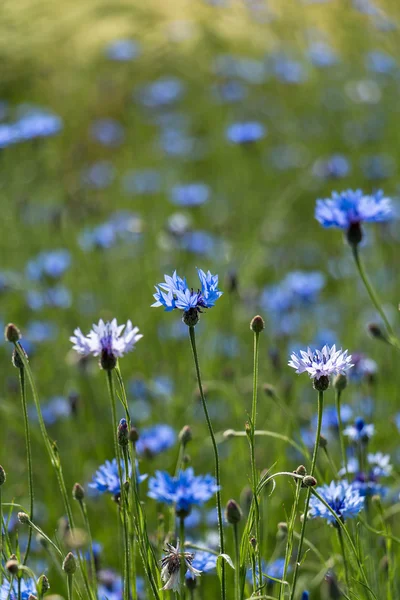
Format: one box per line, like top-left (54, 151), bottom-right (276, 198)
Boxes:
top-left (18, 578), bottom-right (21, 600)
top-left (290, 390), bottom-right (324, 600)
top-left (188, 326), bottom-right (226, 600)
top-left (335, 390), bottom-right (348, 478)
top-left (337, 527), bottom-right (350, 591)
top-left (280, 480), bottom-right (301, 600)
top-left (249, 330), bottom-right (262, 590)
top-left (233, 523), bottom-right (240, 600)
top-left (18, 367), bottom-right (34, 564)
top-left (67, 574), bottom-right (73, 600)
top-left (79, 500), bottom-right (98, 597)
top-left (352, 245), bottom-right (394, 337)
top-left (180, 517), bottom-right (186, 600)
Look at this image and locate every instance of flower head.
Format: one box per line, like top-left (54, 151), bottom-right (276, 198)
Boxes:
top-left (136, 424), bottom-right (176, 457)
top-left (309, 480), bottom-right (364, 523)
top-left (89, 458), bottom-right (147, 499)
top-left (315, 189), bottom-right (392, 229)
top-left (161, 542), bottom-right (201, 592)
top-left (339, 453), bottom-right (392, 496)
top-left (152, 269), bottom-right (222, 323)
top-left (70, 319), bottom-right (142, 369)
top-left (148, 468), bottom-right (219, 517)
top-left (343, 417), bottom-right (374, 443)
top-left (0, 578), bottom-right (37, 600)
top-left (288, 345), bottom-right (353, 381)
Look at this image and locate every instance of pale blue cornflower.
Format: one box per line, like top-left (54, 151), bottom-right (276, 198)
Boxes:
top-left (343, 417), bottom-right (374, 443)
top-left (315, 189), bottom-right (392, 229)
top-left (135, 424), bottom-right (176, 457)
top-left (309, 480), bottom-right (364, 523)
top-left (89, 458), bottom-right (147, 498)
top-left (152, 269), bottom-right (222, 323)
top-left (187, 550), bottom-right (217, 579)
top-left (0, 578), bottom-right (37, 600)
top-left (148, 468), bottom-right (219, 516)
top-left (70, 319), bottom-right (142, 369)
top-left (225, 121), bottom-right (266, 144)
top-left (288, 345), bottom-right (353, 381)
top-left (338, 453), bottom-right (392, 496)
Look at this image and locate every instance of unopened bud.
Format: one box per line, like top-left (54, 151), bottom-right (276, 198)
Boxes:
top-left (179, 425), bottom-right (192, 447)
top-left (303, 475), bottom-right (317, 487)
top-left (12, 347), bottom-right (27, 369)
top-left (368, 323), bottom-right (388, 342)
top-left (0, 465), bottom-right (6, 486)
top-left (117, 418), bottom-right (129, 447)
top-left (72, 483), bottom-right (85, 501)
top-left (37, 574), bottom-right (50, 594)
top-left (277, 521), bottom-right (288, 540)
top-left (6, 559), bottom-right (19, 574)
top-left (18, 512), bottom-right (30, 524)
top-left (333, 373), bottom-right (347, 392)
top-left (129, 427), bottom-right (139, 443)
top-left (319, 434), bottom-right (328, 449)
top-left (225, 499), bottom-right (242, 525)
top-left (250, 315), bottom-right (265, 333)
top-left (294, 465), bottom-right (307, 477)
top-left (250, 537), bottom-right (257, 549)
top-left (62, 552), bottom-right (77, 575)
top-left (182, 454), bottom-right (191, 466)
top-left (5, 323), bottom-right (21, 343)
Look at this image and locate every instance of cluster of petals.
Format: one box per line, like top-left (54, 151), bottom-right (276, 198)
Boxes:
top-left (315, 189), bottom-right (392, 229)
top-left (70, 318), bottom-right (142, 358)
top-left (152, 268), bottom-right (222, 313)
top-left (309, 480), bottom-right (364, 523)
top-left (148, 468), bottom-right (219, 514)
top-left (288, 344), bottom-right (353, 380)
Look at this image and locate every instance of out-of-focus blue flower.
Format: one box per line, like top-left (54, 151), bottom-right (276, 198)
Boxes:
top-left (25, 320), bottom-right (58, 342)
top-left (81, 161), bottom-right (115, 189)
top-left (211, 81), bottom-right (248, 104)
top-left (158, 128), bottom-right (203, 158)
top-left (272, 54), bottom-right (307, 84)
top-left (312, 154), bottom-right (351, 179)
top-left (152, 269), bottom-right (222, 314)
top-left (366, 51), bottom-right (396, 74)
top-left (213, 55), bottom-right (267, 83)
top-left (309, 480), bottom-right (364, 523)
top-left (79, 223), bottom-right (116, 250)
top-left (137, 77), bottom-right (185, 108)
top-left (261, 271), bottom-right (325, 315)
top-left (343, 417), bottom-right (374, 442)
top-left (315, 189), bottom-right (392, 229)
top-left (78, 212), bottom-right (143, 251)
top-left (339, 453), bottom-right (391, 496)
top-left (169, 183), bottom-right (210, 206)
top-left (90, 119), bottom-right (125, 147)
top-left (89, 458), bottom-right (147, 497)
top-left (97, 569), bottom-right (123, 600)
top-left (179, 230), bottom-right (218, 256)
top-left (226, 121), bottom-right (266, 144)
top-left (71, 319), bottom-right (142, 361)
top-left (136, 425), bottom-right (176, 457)
top-left (122, 169), bottom-right (162, 195)
top-left (178, 508), bottom-right (202, 530)
top-left (0, 578), bottom-right (37, 600)
top-left (349, 353), bottom-right (378, 382)
top-left (26, 250), bottom-right (71, 281)
top-left (148, 468), bottom-right (219, 515)
top-left (302, 592), bottom-right (310, 599)
top-left (26, 285), bottom-right (72, 311)
top-left (308, 42), bottom-right (338, 68)
top-left (105, 39), bottom-right (141, 61)
top-left (29, 396), bottom-right (71, 426)
top-left (360, 154), bottom-right (395, 180)
top-left (187, 551), bottom-right (217, 578)
top-left (150, 375), bottom-right (175, 397)
top-left (289, 345), bottom-right (353, 380)
top-left (311, 404), bottom-right (353, 432)
top-left (8, 107), bottom-right (62, 143)
top-left (269, 144), bottom-right (308, 171)
top-left (246, 558), bottom-right (288, 585)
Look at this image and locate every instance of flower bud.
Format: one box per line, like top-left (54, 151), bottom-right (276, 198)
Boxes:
top-left (6, 559), bottom-right (19, 574)
top-left (333, 373), bottom-right (347, 392)
top-left (250, 537), bottom-right (257, 549)
top-left (62, 552), bottom-right (77, 575)
top-left (12, 347), bottom-right (27, 369)
top-left (250, 315), bottom-right (265, 334)
top-left (18, 512), bottom-right (30, 524)
top-left (225, 499), bottom-right (242, 525)
top-left (319, 434), bottom-right (328, 449)
top-left (179, 425), bottom-right (192, 447)
top-left (182, 308), bottom-right (199, 327)
top-left (129, 427), bottom-right (139, 443)
top-left (302, 475), bottom-right (317, 487)
top-left (117, 418), bottom-right (129, 447)
top-left (277, 521), bottom-right (288, 540)
top-left (313, 375), bottom-right (330, 392)
top-left (5, 323), bottom-right (21, 343)
top-left (0, 465), bottom-right (6, 486)
top-left (37, 574), bottom-right (50, 594)
top-left (72, 483), bottom-right (85, 501)
top-left (294, 465), bottom-right (307, 477)
top-left (368, 323), bottom-right (388, 342)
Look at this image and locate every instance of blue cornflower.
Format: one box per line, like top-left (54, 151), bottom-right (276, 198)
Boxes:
top-left (14, 107), bottom-right (62, 141)
top-left (105, 39), bottom-right (141, 61)
top-left (246, 558), bottom-right (289, 585)
top-left (26, 249), bottom-right (71, 281)
top-left (122, 169), bottom-right (162, 196)
top-left (148, 468), bottom-right (219, 516)
top-left (29, 396), bottom-right (71, 426)
top-left (366, 50), bottom-right (396, 74)
top-left (343, 417), bottom-right (374, 443)
top-left (0, 578), bottom-right (37, 600)
top-left (308, 42), bottom-right (338, 68)
top-left (309, 480), bottom-right (364, 523)
top-left (187, 550), bottom-right (217, 578)
top-left (90, 119), bottom-right (125, 147)
top-left (289, 345), bottom-right (353, 381)
top-left (315, 189), bottom-right (392, 229)
top-left (137, 77), bottom-right (185, 108)
top-left (89, 458), bottom-right (147, 498)
top-left (169, 183), bottom-right (210, 206)
top-left (302, 592), bottom-right (310, 600)
top-left (152, 268), bottom-right (222, 324)
top-left (136, 424), bottom-right (176, 457)
top-left (349, 353), bottom-right (378, 382)
top-left (339, 454), bottom-right (392, 496)
top-left (312, 154), bottom-right (350, 179)
top-left (71, 319), bottom-right (142, 369)
top-left (311, 404), bottom-right (353, 432)
top-left (81, 161), bottom-right (115, 189)
top-left (226, 121), bottom-right (266, 144)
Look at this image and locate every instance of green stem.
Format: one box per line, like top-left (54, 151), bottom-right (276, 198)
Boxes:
top-left (337, 527), bottom-right (350, 591)
top-left (180, 517), bottom-right (186, 600)
top-left (188, 326), bottom-right (226, 600)
top-left (18, 367), bottom-right (34, 565)
top-left (67, 574), bottom-right (73, 600)
top-left (79, 500), bottom-right (98, 597)
top-left (18, 578), bottom-right (21, 600)
top-left (233, 523), bottom-right (240, 600)
top-left (289, 390), bottom-right (324, 600)
top-left (352, 245), bottom-right (394, 337)
top-left (0, 487), bottom-right (2, 559)
top-left (280, 480), bottom-right (301, 600)
top-left (335, 390), bottom-right (348, 478)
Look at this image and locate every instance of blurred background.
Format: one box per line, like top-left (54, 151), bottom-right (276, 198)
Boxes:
top-left (1, 0), bottom-right (400, 596)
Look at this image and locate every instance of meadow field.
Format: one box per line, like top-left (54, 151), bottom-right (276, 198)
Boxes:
top-left (1, 0), bottom-right (400, 599)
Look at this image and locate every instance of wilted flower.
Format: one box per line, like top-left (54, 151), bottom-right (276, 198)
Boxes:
top-left (148, 468), bottom-right (219, 516)
top-left (70, 319), bottom-right (142, 370)
top-left (161, 542), bottom-right (201, 592)
top-left (89, 458), bottom-right (147, 498)
top-left (309, 480), bottom-right (364, 523)
top-left (288, 345), bottom-right (353, 381)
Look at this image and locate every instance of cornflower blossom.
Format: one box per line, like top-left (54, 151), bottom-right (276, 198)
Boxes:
top-left (339, 453), bottom-right (392, 496)
top-left (70, 319), bottom-right (142, 370)
top-left (288, 344), bottom-right (353, 390)
top-left (343, 417), bottom-right (374, 442)
top-left (225, 121), bottom-right (266, 144)
top-left (187, 551), bottom-right (217, 578)
top-left (135, 424), bottom-right (176, 457)
top-left (309, 480), bottom-right (364, 523)
top-left (161, 542), bottom-right (202, 592)
top-left (89, 458), bottom-right (147, 499)
top-left (152, 269), bottom-right (222, 326)
top-left (0, 578), bottom-right (37, 600)
top-left (148, 468), bottom-right (219, 516)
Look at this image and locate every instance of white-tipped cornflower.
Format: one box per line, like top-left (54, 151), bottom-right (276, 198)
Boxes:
top-left (343, 417), bottom-right (374, 442)
top-left (309, 480), bottom-right (364, 523)
top-left (315, 189), bottom-right (392, 229)
top-left (288, 344), bottom-right (353, 381)
top-left (152, 269), bottom-right (222, 316)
